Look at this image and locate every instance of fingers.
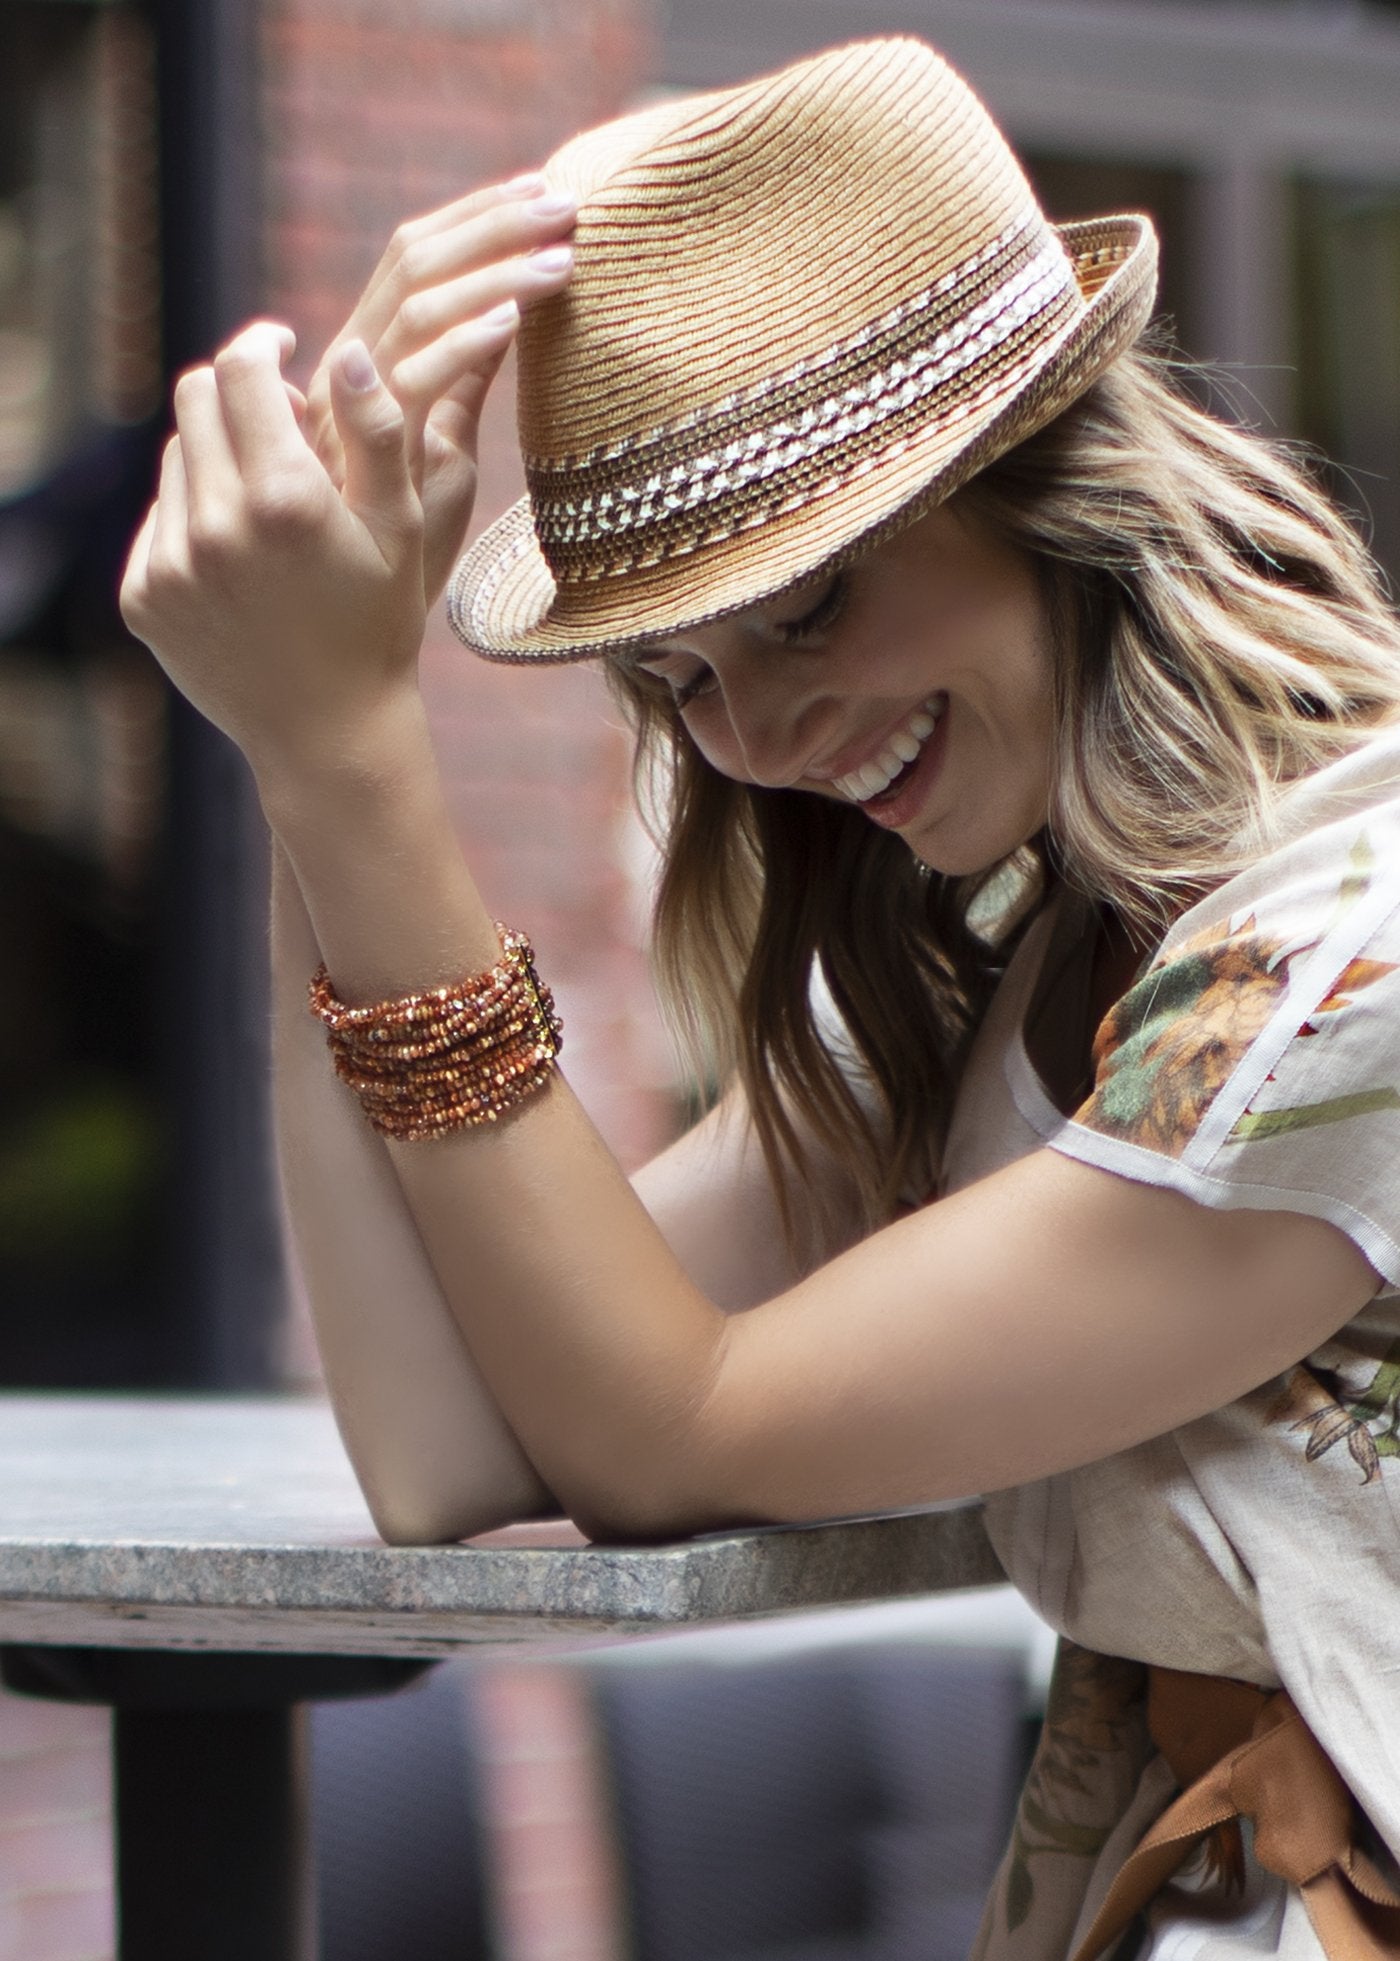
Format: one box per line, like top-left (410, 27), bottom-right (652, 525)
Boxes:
top-left (119, 459), bottom-right (166, 634)
top-left (120, 434), bottom-right (189, 644)
top-left (348, 173), bottom-right (562, 350)
top-left (380, 243), bottom-right (570, 373)
top-left (354, 185), bottom-right (575, 377)
top-left (148, 430), bottom-right (190, 568)
top-left (304, 175), bottom-right (570, 492)
top-left (329, 340), bottom-right (419, 550)
top-left (390, 299), bottom-right (519, 462)
top-left (394, 171), bottom-right (547, 246)
top-left (372, 206), bottom-right (573, 475)
top-left (171, 365), bottom-right (241, 540)
top-left (211, 320), bottom-right (307, 481)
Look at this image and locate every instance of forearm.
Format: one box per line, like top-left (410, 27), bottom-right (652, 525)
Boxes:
top-left (271, 838), bottom-right (555, 1541)
top-left (262, 717), bottom-right (736, 1542)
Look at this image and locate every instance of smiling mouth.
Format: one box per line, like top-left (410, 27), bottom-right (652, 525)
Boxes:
top-left (831, 696), bottom-right (945, 804)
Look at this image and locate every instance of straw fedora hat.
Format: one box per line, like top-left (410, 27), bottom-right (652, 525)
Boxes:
top-left (448, 37), bottom-right (1157, 664)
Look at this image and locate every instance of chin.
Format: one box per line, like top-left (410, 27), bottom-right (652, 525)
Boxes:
top-left (906, 818), bottom-right (1044, 879)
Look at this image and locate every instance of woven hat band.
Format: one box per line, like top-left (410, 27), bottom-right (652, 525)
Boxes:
top-left (526, 214), bottom-right (1081, 584)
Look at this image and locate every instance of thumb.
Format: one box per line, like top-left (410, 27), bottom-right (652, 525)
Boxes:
top-left (329, 340), bottom-right (418, 546)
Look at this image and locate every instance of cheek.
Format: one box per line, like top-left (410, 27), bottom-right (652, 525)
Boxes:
top-left (990, 579), bottom-right (1056, 720)
top-left (681, 707), bottom-right (750, 785)
top-left (1012, 619), bottom-right (1059, 818)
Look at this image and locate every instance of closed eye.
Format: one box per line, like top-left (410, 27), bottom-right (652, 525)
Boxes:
top-left (773, 572), bottom-right (847, 645)
top-left (623, 655), bottom-right (715, 710)
top-left (621, 569), bottom-right (846, 706)
top-left (672, 666), bottom-right (716, 708)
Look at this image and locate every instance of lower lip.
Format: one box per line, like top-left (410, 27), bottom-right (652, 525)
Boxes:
top-left (858, 700), bottom-right (949, 831)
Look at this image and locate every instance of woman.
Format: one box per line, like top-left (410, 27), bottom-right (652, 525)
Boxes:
top-left (119, 37), bottom-right (1400, 1961)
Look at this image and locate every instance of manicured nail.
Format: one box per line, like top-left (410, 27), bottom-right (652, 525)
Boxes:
top-left (528, 192), bottom-right (576, 220)
top-left (502, 171), bottom-right (547, 195)
top-left (477, 300), bottom-right (520, 335)
top-left (529, 245), bottom-right (573, 275)
top-left (340, 339), bottom-right (379, 392)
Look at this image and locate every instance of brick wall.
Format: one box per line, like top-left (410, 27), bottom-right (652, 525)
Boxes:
top-left (2, 10), bottom-right (668, 1958)
top-left (264, 0), bottom-right (677, 1197)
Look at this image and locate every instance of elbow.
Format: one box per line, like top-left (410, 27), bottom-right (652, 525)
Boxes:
top-left (552, 1453), bottom-right (771, 1548)
top-left (366, 1490), bottom-right (480, 1546)
top-left (362, 1469), bottom-right (553, 1546)
top-left (557, 1347), bottom-right (765, 1545)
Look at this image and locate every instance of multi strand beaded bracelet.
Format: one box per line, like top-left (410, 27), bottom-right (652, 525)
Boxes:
top-left (307, 925), bottom-right (563, 1142)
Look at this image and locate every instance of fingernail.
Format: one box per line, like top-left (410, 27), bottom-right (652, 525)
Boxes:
top-left (529, 245), bottom-right (573, 275)
top-left (528, 192), bottom-right (576, 220)
top-left (503, 170), bottom-right (547, 195)
top-left (340, 339), bottom-right (379, 392)
top-left (478, 300), bottom-right (520, 334)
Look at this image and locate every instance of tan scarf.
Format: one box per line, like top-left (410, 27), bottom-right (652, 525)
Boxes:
top-left (1070, 1668), bottom-right (1400, 1961)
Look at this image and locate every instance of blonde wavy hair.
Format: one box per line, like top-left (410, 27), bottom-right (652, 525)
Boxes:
top-left (607, 351), bottom-right (1400, 1253)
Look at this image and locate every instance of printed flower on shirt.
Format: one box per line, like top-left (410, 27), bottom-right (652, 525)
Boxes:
top-left (1269, 1339), bottom-right (1400, 1484)
top-left (1000, 1642), bottom-right (1149, 1935)
top-left (1077, 836), bottom-right (1398, 1157)
top-left (1075, 922), bottom-right (1298, 1157)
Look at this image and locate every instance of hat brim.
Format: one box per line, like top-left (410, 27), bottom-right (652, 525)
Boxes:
top-left (447, 214), bottom-right (1156, 664)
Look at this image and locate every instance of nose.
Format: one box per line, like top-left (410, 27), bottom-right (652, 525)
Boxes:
top-left (713, 653), bottom-right (827, 790)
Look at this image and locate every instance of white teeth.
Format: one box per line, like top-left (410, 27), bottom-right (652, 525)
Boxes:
top-left (833, 697), bottom-right (943, 804)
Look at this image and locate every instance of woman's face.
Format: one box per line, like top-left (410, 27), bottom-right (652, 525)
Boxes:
top-left (626, 501), bottom-right (1056, 876)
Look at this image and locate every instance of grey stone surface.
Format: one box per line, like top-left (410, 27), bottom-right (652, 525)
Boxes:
top-left (0, 1395), bottom-right (1003, 1657)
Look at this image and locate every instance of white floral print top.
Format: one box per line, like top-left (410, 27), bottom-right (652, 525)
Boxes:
top-left (946, 726), bottom-right (1400, 1960)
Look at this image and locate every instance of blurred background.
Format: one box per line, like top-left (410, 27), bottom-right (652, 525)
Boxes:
top-left (1, 0), bottom-right (1398, 1956)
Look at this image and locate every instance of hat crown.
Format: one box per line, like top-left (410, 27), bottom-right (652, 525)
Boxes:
top-left (518, 39), bottom-right (1060, 466)
top-left (449, 37), bottom-right (1156, 661)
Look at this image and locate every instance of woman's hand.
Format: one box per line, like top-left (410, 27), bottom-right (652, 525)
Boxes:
top-left (303, 175), bottom-right (576, 605)
top-left (121, 320), bottom-right (436, 786)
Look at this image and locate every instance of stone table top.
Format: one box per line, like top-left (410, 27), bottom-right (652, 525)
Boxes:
top-left (0, 1394), bottom-right (1003, 1658)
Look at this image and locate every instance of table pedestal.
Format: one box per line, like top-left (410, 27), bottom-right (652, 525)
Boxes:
top-left (2, 1647), bottom-right (430, 1961)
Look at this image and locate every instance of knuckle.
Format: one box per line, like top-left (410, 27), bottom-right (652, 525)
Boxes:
top-left (213, 341), bottom-right (257, 384)
top-left (214, 319), bottom-right (289, 376)
top-left (186, 512), bottom-right (238, 565)
top-left (396, 289), bottom-right (435, 340)
top-left (388, 216), bottom-right (426, 263)
top-left (172, 366), bottom-right (210, 410)
top-left (394, 237), bottom-right (433, 291)
top-left (117, 573), bottom-right (145, 633)
top-left (362, 409), bottom-right (407, 455)
top-left (386, 355), bottom-right (424, 401)
top-left (245, 473), bottom-right (318, 532)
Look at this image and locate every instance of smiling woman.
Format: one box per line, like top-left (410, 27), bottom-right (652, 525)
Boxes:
top-left (620, 503), bottom-right (1054, 857)
top-left (118, 35), bottom-right (1400, 1961)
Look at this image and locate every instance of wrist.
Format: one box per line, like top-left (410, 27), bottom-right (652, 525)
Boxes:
top-left (252, 687), bottom-right (436, 834)
top-left (258, 701), bottom-right (502, 997)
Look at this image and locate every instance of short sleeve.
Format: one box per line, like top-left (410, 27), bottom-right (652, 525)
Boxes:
top-left (1048, 795), bottom-right (1400, 1291)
